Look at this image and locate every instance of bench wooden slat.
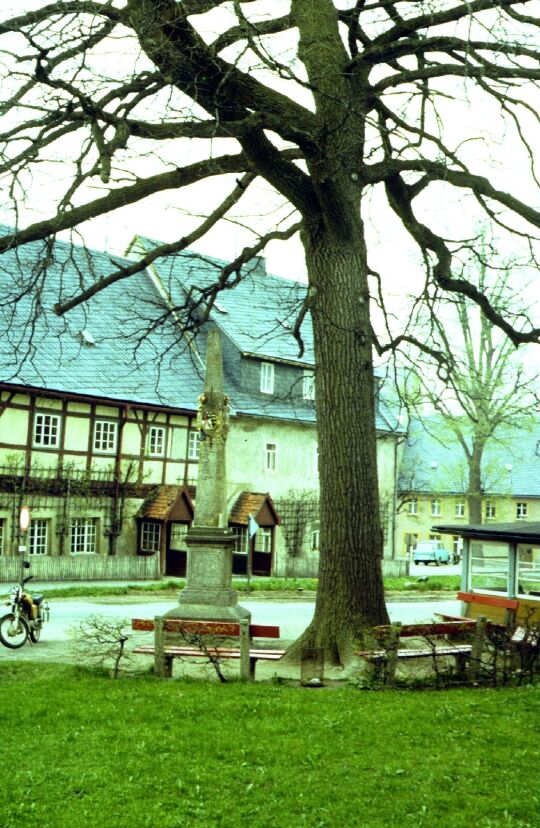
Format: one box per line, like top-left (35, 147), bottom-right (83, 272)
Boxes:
top-left (357, 644), bottom-right (473, 662)
top-left (133, 645), bottom-right (285, 661)
top-left (434, 613), bottom-right (473, 623)
top-left (372, 621), bottom-right (475, 639)
top-left (458, 591), bottom-right (520, 610)
top-left (131, 618), bottom-right (280, 638)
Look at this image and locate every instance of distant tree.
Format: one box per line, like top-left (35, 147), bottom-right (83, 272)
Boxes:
top-left (1, 3), bottom-right (540, 661)
top-left (400, 256), bottom-right (538, 523)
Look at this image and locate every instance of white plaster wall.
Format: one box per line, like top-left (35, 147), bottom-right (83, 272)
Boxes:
top-left (226, 416), bottom-right (319, 500)
top-left (224, 416), bottom-right (399, 575)
top-left (122, 421), bottom-right (143, 456)
top-left (64, 415), bottom-right (91, 462)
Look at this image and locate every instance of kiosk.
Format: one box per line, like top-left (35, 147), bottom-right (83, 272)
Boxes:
top-left (433, 521), bottom-right (540, 626)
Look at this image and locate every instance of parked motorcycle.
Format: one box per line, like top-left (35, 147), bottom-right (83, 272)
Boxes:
top-left (0, 561), bottom-right (50, 649)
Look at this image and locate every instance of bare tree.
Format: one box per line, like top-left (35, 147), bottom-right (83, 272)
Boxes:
top-left (70, 615), bottom-right (133, 678)
top-left (1, 2), bottom-right (540, 662)
top-left (400, 254), bottom-right (539, 522)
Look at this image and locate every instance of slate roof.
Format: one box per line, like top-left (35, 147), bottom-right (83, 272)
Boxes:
top-left (0, 231), bottom-right (204, 410)
top-left (0, 229), bottom-right (399, 433)
top-left (132, 238), bottom-right (315, 365)
top-left (130, 237), bottom-right (400, 432)
top-left (400, 415), bottom-right (540, 497)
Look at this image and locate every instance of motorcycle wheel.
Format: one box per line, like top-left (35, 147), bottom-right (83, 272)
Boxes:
top-left (0, 613), bottom-right (30, 649)
top-left (30, 624), bottom-right (41, 643)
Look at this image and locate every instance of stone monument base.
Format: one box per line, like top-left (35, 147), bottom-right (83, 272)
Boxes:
top-left (164, 525), bottom-right (250, 623)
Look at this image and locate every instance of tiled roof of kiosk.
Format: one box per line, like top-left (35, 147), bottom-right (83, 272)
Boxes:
top-left (138, 485), bottom-right (194, 520)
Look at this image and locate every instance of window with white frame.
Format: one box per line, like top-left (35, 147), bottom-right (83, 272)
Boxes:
top-left (169, 523), bottom-right (188, 551)
top-left (405, 533), bottom-right (418, 555)
top-left (302, 370), bottom-right (315, 401)
top-left (94, 420), bottom-right (117, 453)
top-left (407, 498), bottom-right (418, 516)
top-left (255, 527), bottom-right (272, 553)
top-left (33, 413), bottom-right (61, 448)
top-left (70, 518), bottom-right (97, 554)
top-left (431, 499), bottom-right (441, 517)
top-left (0, 518), bottom-right (4, 554)
top-left (265, 442), bottom-right (277, 471)
top-left (260, 362), bottom-right (274, 394)
top-left (516, 501), bottom-right (528, 520)
top-left (232, 526), bottom-right (248, 554)
top-left (455, 501), bottom-right (465, 517)
top-left (29, 519), bottom-right (48, 556)
top-left (453, 536), bottom-right (463, 557)
top-left (313, 446), bottom-right (319, 478)
top-left (147, 425), bottom-right (166, 457)
top-left (485, 502), bottom-right (496, 519)
top-left (141, 521), bottom-right (161, 553)
top-left (188, 429), bottom-right (200, 460)
top-left (311, 524), bottom-right (320, 552)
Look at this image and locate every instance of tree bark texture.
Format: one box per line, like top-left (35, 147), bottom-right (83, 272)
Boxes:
top-left (467, 441), bottom-right (485, 525)
top-left (288, 224), bottom-right (390, 664)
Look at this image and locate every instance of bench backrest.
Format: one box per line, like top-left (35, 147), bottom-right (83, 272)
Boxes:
top-left (458, 591), bottom-right (520, 626)
top-left (132, 618), bottom-right (280, 639)
top-left (372, 621), bottom-right (475, 640)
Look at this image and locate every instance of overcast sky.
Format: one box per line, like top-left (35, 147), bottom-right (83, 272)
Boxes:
top-left (0, 0), bottom-right (539, 343)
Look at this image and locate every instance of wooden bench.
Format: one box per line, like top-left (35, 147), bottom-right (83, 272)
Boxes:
top-left (457, 592), bottom-right (520, 626)
top-left (131, 617), bottom-right (285, 681)
top-left (356, 620), bottom-right (486, 686)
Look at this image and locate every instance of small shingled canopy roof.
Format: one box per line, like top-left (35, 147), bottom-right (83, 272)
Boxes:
top-left (433, 521), bottom-right (540, 544)
top-left (138, 485), bottom-right (194, 523)
top-left (229, 492), bottom-right (280, 526)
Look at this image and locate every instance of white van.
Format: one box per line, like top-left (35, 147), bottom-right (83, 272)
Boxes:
top-left (413, 540), bottom-right (450, 566)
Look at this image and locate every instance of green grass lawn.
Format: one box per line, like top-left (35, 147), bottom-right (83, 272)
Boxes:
top-left (0, 663), bottom-right (538, 828)
top-left (6, 575), bottom-right (460, 600)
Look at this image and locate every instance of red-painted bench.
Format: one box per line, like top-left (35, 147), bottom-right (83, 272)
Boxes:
top-left (132, 618), bottom-right (285, 681)
top-left (356, 620), bottom-right (485, 685)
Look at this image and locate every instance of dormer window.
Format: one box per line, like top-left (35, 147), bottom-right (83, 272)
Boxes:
top-left (302, 370), bottom-right (315, 401)
top-left (260, 362), bottom-right (274, 394)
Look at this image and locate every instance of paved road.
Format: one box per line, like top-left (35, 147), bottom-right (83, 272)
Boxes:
top-left (408, 562), bottom-right (461, 577)
top-left (0, 593), bottom-right (461, 655)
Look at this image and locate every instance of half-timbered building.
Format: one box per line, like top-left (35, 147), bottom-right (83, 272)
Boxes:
top-left (0, 232), bottom-right (402, 581)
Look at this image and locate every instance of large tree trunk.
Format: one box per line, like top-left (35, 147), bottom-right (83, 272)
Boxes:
top-left (288, 224), bottom-right (390, 664)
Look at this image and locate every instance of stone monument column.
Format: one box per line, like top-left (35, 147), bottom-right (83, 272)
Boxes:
top-left (166, 326), bottom-right (250, 622)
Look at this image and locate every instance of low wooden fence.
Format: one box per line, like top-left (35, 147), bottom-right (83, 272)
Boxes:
top-left (281, 556), bottom-right (408, 579)
top-left (0, 554), bottom-right (161, 583)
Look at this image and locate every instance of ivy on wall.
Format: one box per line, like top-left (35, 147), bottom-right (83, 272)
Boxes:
top-left (275, 490), bottom-right (319, 558)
